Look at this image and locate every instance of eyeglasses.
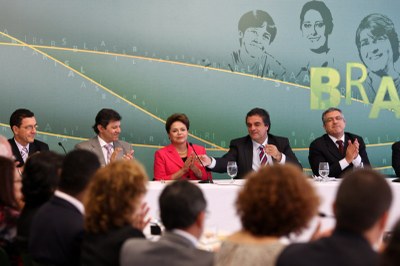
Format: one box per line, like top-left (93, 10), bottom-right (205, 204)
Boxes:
top-left (324, 116), bottom-right (344, 123)
top-left (21, 125), bottom-right (38, 131)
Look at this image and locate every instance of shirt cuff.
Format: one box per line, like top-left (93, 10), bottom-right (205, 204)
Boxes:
top-left (208, 157), bottom-right (216, 169)
top-left (339, 158), bottom-right (350, 170)
top-left (278, 153), bottom-right (286, 164)
top-left (352, 155), bottom-right (362, 167)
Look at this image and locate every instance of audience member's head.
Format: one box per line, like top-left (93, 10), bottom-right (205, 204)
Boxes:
top-left (335, 169), bottom-right (392, 236)
top-left (0, 135), bottom-right (13, 158)
top-left (381, 219), bottom-right (400, 266)
top-left (58, 150), bottom-right (100, 198)
top-left (84, 160), bottom-right (148, 233)
top-left (237, 164), bottom-right (319, 237)
top-left (0, 157), bottom-right (19, 209)
top-left (22, 151), bottom-right (64, 205)
top-left (159, 180), bottom-right (207, 238)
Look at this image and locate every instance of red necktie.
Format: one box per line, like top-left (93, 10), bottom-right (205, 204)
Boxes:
top-left (258, 145), bottom-right (268, 165)
top-left (336, 140), bottom-right (344, 156)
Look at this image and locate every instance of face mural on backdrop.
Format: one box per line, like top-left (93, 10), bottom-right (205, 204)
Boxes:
top-left (1, 0), bottom-right (400, 176)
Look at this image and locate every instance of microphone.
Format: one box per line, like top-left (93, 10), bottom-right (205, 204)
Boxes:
top-left (58, 142), bottom-right (67, 154)
top-left (189, 142), bottom-right (213, 184)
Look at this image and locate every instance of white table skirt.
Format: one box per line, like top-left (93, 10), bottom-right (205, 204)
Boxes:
top-left (145, 179), bottom-right (400, 242)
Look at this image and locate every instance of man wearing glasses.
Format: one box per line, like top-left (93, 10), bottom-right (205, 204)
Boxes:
top-left (8, 108), bottom-right (49, 167)
top-left (309, 107), bottom-right (370, 178)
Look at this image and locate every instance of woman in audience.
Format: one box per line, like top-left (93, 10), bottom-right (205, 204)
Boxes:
top-left (16, 151), bottom-right (64, 252)
top-left (381, 219), bottom-right (400, 266)
top-left (81, 159), bottom-right (149, 266)
top-left (0, 157), bottom-right (21, 265)
top-left (154, 113), bottom-right (210, 181)
top-left (215, 164), bottom-right (319, 266)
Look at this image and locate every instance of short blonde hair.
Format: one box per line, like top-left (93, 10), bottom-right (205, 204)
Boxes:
top-left (84, 160), bottom-right (148, 233)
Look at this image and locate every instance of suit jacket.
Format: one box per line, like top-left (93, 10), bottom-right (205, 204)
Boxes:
top-left (392, 141), bottom-right (400, 177)
top-left (309, 132), bottom-right (370, 178)
top-left (153, 143), bottom-right (210, 181)
top-left (276, 229), bottom-right (379, 266)
top-left (29, 196), bottom-right (84, 266)
top-left (120, 231), bottom-right (214, 266)
top-left (81, 226), bottom-right (145, 266)
top-left (8, 138), bottom-right (49, 167)
top-left (75, 136), bottom-right (132, 166)
top-left (210, 134), bottom-right (302, 178)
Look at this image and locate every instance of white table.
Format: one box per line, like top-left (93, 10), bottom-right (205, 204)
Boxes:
top-left (145, 179), bottom-right (400, 242)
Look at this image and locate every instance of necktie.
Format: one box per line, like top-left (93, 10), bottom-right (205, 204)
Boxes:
top-left (336, 140), bottom-right (344, 156)
top-left (104, 143), bottom-right (113, 164)
top-left (21, 146), bottom-right (29, 162)
top-left (258, 145), bottom-right (268, 166)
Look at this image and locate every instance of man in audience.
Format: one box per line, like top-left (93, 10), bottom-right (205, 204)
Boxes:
top-left (29, 149), bottom-right (100, 266)
top-left (8, 108), bottom-right (49, 167)
top-left (0, 135), bottom-right (13, 158)
top-left (309, 107), bottom-right (370, 178)
top-left (75, 108), bottom-right (133, 166)
top-left (120, 180), bottom-right (214, 266)
top-left (277, 168), bottom-right (392, 266)
top-left (200, 107), bottom-right (301, 178)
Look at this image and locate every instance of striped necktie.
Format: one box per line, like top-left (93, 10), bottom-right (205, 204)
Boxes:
top-left (258, 145), bottom-right (268, 165)
top-left (21, 146), bottom-right (29, 162)
top-left (104, 143), bottom-right (113, 164)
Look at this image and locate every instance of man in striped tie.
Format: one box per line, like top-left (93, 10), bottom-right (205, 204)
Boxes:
top-left (75, 108), bottom-right (134, 166)
top-left (200, 107), bottom-right (302, 178)
top-left (8, 109), bottom-right (49, 168)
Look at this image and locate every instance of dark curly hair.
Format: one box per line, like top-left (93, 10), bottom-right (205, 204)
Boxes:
top-left (84, 160), bottom-right (148, 233)
top-left (236, 164), bottom-right (319, 236)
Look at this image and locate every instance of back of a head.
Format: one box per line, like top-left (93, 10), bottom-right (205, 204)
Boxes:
top-left (84, 160), bottom-right (148, 233)
top-left (22, 151), bottom-right (64, 204)
top-left (237, 164), bottom-right (319, 236)
top-left (59, 150), bottom-right (100, 196)
top-left (159, 180), bottom-right (206, 231)
top-left (0, 156), bottom-right (17, 208)
top-left (335, 169), bottom-right (392, 234)
top-left (0, 135), bottom-right (12, 158)
top-left (381, 220), bottom-right (400, 266)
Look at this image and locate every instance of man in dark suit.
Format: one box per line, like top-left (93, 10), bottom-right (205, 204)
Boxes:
top-left (120, 180), bottom-right (214, 266)
top-left (392, 141), bottom-right (400, 176)
top-left (8, 109), bottom-right (49, 167)
top-left (29, 150), bottom-right (100, 266)
top-left (200, 107), bottom-right (301, 178)
top-left (309, 107), bottom-right (370, 178)
top-left (75, 108), bottom-right (133, 166)
top-left (277, 169), bottom-right (392, 266)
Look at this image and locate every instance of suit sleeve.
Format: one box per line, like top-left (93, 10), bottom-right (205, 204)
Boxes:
top-left (153, 150), bottom-right (171, 181)
top-left (211, 140), bottom-right (239, 173)
top-left (308, 140), bottom-right (342, 177)
top-left (357, 137), bottom-right (370, 166)
top-left (393, 142), bottom-right (400, 177)
top-left (279, 138), bottom-right (302, 170)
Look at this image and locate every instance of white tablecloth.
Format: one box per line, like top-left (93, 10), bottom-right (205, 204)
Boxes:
top-left (145, 179), bottom-right (400, 242)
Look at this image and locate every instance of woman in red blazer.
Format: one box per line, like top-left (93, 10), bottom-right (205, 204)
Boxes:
top-left (153, 113), bottom-right (210, 181)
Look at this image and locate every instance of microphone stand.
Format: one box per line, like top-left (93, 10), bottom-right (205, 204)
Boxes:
top-left (189, 142), bottom-right (213, 184)
top-left (58, 142), bottom-right (67, 154)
